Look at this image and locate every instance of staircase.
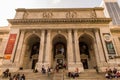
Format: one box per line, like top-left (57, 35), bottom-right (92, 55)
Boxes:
top-left (53, 69), bottom-right (64, 80)
top-left (64, 69), bottom-right (106, 80)
top-left (1, 69), bottom-right (119, 80)
top-left (0, 69), bottom-right (53, 80)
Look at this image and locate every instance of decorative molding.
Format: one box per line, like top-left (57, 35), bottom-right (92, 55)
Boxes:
top-left (8, 18), bottom-right (112, 25)
top-left (103, 33), bottom-right (111, 42)
top-left (110, 28), bottom-right (120, 33)
top-left (16, 8), bottom-right (104, 12)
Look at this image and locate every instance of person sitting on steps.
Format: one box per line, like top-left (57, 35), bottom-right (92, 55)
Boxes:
top-left (2, 68), bottom-right (10, 78)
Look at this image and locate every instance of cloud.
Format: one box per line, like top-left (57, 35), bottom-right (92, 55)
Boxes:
top-left (51, 0), bottom-right (61, 4)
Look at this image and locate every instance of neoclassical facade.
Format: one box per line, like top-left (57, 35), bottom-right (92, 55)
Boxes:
top-left (0, 0), bottom-right (120, 72)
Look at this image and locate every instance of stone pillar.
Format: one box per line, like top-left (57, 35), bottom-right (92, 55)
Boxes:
top-left (67, 29), bottom-right (75, 71)
top-left (94, 41), bottom-right (100, 65)
top-left (36, 30), bottom-right (45, 70)
top-left (44, 30), bottom-right (51, 67)
top-left (73, 30), bottom-right (81, 63)
top-left (95, 30), bottom-right (107, 72)
top-left (19, 42), bottom-right (27, 67)
top-left (73, 30), bottom-right (83, 72)
top-left (14, 31), bottom-right (25, 66)
top-left (38, 30), bottom-right (45, 62)
top-left (95, 30), bottom-right (106, 62)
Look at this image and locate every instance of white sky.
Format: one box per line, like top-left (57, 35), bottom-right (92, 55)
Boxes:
top-left (0, 0), bottom-right (120, 27)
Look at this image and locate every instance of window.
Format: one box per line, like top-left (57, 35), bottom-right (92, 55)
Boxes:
top-left (106, 42), bottom-right (115, 54)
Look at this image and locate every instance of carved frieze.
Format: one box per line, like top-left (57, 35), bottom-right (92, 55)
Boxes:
top-left (90, 10), bottom-right (96, 18)
top-left (66, 11), bottom-right (77, 18)
top-left (23, 12), bottom-right (29, 19)
top-left (42, 12), bottom-right (53, 18)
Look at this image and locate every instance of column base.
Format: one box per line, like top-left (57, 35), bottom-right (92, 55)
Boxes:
top-left (68, 62), bottom-right (84, 72)
top-left (97, 62), bottom-right (108, 72)
top-left (36, 62), bottom-right (43, 72)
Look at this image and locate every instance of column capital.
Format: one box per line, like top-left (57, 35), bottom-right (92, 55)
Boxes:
top-left (68, 29), bottom-right (72, 33)
top-left (41, 30), bottom-right (45, 33)
top-left (73, 29), bottom-right (78, 32)
top-left (94, 29), bottom-right (99, 33)
top-left (47, 29), bottom-right (51, 32)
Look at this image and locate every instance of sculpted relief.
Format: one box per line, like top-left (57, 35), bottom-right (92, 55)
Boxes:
top-left (21, 9), bottom-right (98, 19)
top-left (42, 12), bottom-right (53, 18)
top-left (90, 10), bottom-right (96, 18)
top-left (66, 11), bottom-right (77, 18)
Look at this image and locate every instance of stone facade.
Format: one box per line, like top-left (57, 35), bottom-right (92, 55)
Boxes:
top-left (0, 1), bottom-right (120, 72)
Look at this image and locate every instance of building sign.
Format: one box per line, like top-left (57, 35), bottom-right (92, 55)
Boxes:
top-left (4, 34), bottom-right (17, 59)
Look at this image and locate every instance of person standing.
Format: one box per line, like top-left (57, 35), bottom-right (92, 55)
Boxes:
top-left (47, 66), bottom-right (51, 77)
top-left (21, 74), bottom-right (25, 80)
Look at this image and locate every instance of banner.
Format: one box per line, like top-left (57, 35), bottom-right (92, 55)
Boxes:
top-left (4, 34), bottom-right (17, 59)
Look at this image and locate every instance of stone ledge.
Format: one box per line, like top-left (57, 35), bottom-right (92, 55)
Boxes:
top-left (8, 18), bottom-right (112, 25)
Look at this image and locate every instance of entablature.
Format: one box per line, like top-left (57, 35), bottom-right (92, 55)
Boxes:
top-left (8, 18), bottom-right (112, 25)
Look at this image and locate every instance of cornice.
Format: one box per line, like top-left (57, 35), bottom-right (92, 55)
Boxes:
top-left (8, 18), bottom-right (112, 25)
top-left (16, 7), bottom-right (104, 12)
top-left (110, 27), bottom-right (120, 33)
top-left (0, 27), bottom-right (10, 33)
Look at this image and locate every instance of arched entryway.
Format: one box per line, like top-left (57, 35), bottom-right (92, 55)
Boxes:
top-left (79, 34), bottom-right (97, 69)
top-left (22, 34), bottom-right (40, 69)
top-left (52, 34), bottom-right (67, 69)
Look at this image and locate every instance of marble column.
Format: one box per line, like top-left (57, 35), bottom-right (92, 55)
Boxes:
top-left (36, 30), bottom-right (45, 70)
top-left (19, 42), bottom-right (27, 67)
top-left (14, 31), bottom-right (25, 66)
top-left (94, 41), bottom-right (100, 65)
top-left (44, 30), bottom-right (51, 66)
top-left (95, 30), bottom-right (106, 62)
top-left (73, 30), bottom-right (83, 72)
top-left (67, 29), bottom-right (75, 71)
top-left (38, 30), bottom-right (45, 62)
top-left (73, 30), bottom-right (81, 63)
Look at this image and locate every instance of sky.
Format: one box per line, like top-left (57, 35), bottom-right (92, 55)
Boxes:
top-left (0, 0), bottom-right (120, 26)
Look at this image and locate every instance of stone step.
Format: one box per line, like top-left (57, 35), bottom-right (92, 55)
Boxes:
top-left (53, 74), bottom-right (63, 80)
top-left (0, 69), bottom-right (111, 80)
top-left (64, 69), bottom-right (106, 80)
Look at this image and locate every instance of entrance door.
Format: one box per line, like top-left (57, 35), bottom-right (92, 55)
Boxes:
top-left (79, 34), bottom-right (97, 69)
top-left (57, 59), bottom-right (63, 69)
top-left (32, 59), bottom-right (38, 69)
top-left (52, 35), bottom-right (67, 69)
top-left (81, 59), bottom-right (88, 69)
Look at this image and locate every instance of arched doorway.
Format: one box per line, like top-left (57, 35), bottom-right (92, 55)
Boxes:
top-left (52, 34), bottom-right (67, 69)
top-left (23, 34), bottom-right (40, 69)
top-left (79, 34), bottom-right (96, 69)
